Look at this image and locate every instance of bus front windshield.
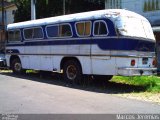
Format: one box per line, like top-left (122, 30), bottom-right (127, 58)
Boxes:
top-left (115, 17), bottom-right (155, 40)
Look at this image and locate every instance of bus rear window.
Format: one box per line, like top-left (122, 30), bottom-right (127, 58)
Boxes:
top-left (8, 30), bottom-right (21, 42)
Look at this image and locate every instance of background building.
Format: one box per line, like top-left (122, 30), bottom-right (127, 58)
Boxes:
top-left (105, 0), bottom-right (160, 26)
top-left (0, 0), bottom-right (16, 29)
top-left (0, 0), bottom-right (17, 50)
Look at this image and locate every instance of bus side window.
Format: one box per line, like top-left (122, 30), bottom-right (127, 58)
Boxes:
top-left (94, 20), bottom-right (108, 36)
top-left (46, 25), bottom-right (59, 38)
top-left (76, 21), bottom-right (91, 37)
top-left (24, 28), bottom-right (33, 39)
top-left (8, 31), bottom-right (14, 41)
top-left (15, 30), bottom-right (21, 40)
top-left (8, 29), bottom-right (21, 42)
top-left (85, 22), bottom-right (91, 36)
top-left (33, 27), bottom-right (43, 39)
top-left (59, 24), bottom-right (72, 37)
top-left (24, 27), bottom-right (43, 40)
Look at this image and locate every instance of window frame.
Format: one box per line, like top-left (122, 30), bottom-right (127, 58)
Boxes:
top-left (23, 26), bottom-right (44, 40)
top-left (93, 20), bottom-right (109, 37)
top-left (46, 23), bottom-right (73, 39)
top-left (75, 21), bottom-right (92, 37)
top-left (8, 29), bottom-right (22, 43)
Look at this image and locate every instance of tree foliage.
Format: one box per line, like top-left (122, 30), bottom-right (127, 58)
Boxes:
top-left (14, 0), bottom-right (31, 22)
top-left (14, 0), bottom-right (104, 22)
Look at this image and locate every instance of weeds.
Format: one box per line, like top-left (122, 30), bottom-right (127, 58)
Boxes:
top-left (111, 76), bottom-right (160, 93)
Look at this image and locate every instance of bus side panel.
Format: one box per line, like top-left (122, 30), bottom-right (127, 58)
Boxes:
top-left (91, 57), bottom-right (116, 75)
top-left (77, 56), bottom-right (92, 75)
top-left (6, 46), bottom-right (25, 67)
top-left (6, 55), bottom-right (10, 67)
top-left (21, 55), bottom-right (30, 69)
top-left (67, 44), bottom-right (80, 54)
top-left (91, 44), bottom-right (116, 75)
top-left (22, 45), bottom-right (54, 71)
top-left (50, 45), bottom-right (67, 72)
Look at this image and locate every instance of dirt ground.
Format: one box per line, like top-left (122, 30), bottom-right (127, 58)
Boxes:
top-left (116, 92), bottom-right (160, 104)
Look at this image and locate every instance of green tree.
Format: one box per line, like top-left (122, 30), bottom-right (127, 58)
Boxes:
top-left (14, 0), bottom-right (31, 22)
top-left (148, 0), bottom-right (151, 11)
top-left (13, 0), bottom-right (105, 22)
top-left (152, 0), bottom-right (155, 11)
top-left (36, 0), bottom-right (63, 19)
top-left (144, 1), bottom-right (148, 12)
top-left (65, 0), bottom-right (104, 14)
top-left (156, 0), bottom-right (159, 10)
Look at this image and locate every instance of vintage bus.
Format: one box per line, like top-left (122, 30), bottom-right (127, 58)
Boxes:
top-left (5, 9), bottom-right (156, 82)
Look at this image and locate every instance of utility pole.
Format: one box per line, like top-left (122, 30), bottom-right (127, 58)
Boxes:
top-left (31, 0), bottom-right (36, 20)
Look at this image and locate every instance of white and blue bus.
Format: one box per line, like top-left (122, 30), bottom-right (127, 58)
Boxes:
top-left (6, 9), bottom-right (156, 82)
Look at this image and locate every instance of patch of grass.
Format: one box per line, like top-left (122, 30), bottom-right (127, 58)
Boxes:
top-left (0, 70), bottom-right (12, 73)
top-left (111, 76), bottom-right (160, 93)
top-left (26, 70), bottom-right (38, 73)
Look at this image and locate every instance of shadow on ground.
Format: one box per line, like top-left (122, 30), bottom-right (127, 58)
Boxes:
top-left (0, 70), bottom-right (146, 94)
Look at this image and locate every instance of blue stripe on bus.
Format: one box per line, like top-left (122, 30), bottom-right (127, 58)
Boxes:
top-left (6, 37), bottom-right (155, 52)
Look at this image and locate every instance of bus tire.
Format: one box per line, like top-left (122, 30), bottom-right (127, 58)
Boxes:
top-left (63, 60), bottom-right (82, 84)
top-left (11, 58), bottom-right (25, 74)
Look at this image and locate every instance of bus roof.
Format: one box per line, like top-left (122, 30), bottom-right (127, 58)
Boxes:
top-left (7, 9), bottom-right (148, 30)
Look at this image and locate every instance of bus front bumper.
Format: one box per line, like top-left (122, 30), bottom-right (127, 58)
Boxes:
top-left (117, 67), bottom-right (157, 76)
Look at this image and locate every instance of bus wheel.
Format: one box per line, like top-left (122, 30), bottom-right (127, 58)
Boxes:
top-left (11, 58), bottom-right (25, 74)
top-left (63, 60), bottom-right (82, 84)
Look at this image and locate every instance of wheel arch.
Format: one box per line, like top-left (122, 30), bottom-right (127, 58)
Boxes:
top-left (10, 55), bottom-right (20, 67)
top-left (60, 57), bottom-right (83, 73)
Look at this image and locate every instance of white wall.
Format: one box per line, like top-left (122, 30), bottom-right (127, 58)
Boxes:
top-left (5, 6), bottom-right (17, 25)
top-left (0, 5), bottom-right (17, 29)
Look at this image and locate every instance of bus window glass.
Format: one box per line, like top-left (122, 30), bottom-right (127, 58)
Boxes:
top-left (99, 22), bottom-right (107, 35)
top-left (33, 27), bottom-right (43, 39)
top-left (14, 30), bottom-right (21, 41)
top-left (94, 21), bottom-right (107, 35)
top-left (76, 21), bottom-right (91, 36)
top-left (8, 31), bottom-right (14, 41)
top-left (76, 22), bottom-right (85, 36)
top-left (46, 25), bottom-right (59, 38)
top-left (94, 22), bottom-right (99, 35)
top-left (24, 29), bottom-right (33, 39)
top-left (8, 30), bottom-right (21, 42)
top-left (84, 22), bottom-right (91, 36)
top-left (59, 24), bottom-right (72, 37)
